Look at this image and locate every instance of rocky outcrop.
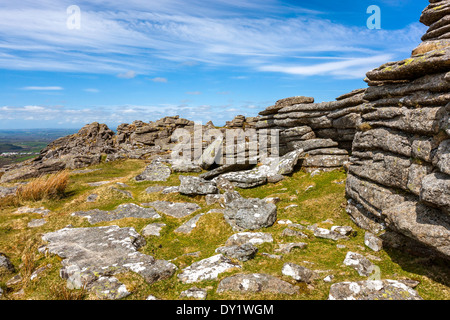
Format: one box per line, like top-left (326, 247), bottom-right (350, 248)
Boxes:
top-left (345, 0), bottom-right (450, 260)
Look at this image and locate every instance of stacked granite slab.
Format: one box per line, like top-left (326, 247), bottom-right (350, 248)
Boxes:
top-left (254, 95), bottom-right (355, 172)
top-left (346, 0), bottom-right (450, 260)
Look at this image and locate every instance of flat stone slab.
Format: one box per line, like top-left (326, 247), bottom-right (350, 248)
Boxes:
top-left (141, 223), bottom-right (166, 237)
top-left (179, 176), bottom-right (218, 195)
top-left (328, 280), bottom-right (423, 300)
top-left (177, 254), bottom-right (241, 284)
top-left (41, 226), bottom-right (177, 289)
top-left (142, 201), bottom-right (201, 218)
top-left (217, 273), bottom-right (299, 295)
top-left (174, 213), bottom-right (206, 234)
top-left (72, 203), bottom-right (161, 224)
top-left (179, 287), bottom-right (207, 300)
top-left (224, 232), bottom-right (274, 246)
top-left (15, 206), bottom-right (51, 216)
top-left (87, 181), bottom-right (112, 187)
top-left (135, 160), bottom-right (171, 182)
top-left (215, 243), bottom-right (258, 262)
top-left (224, 197), bottom-right (277, 231)
top-left (145, 186), bottom-right (165, 194)
top-left (28, 218), bottom-right (47, 228)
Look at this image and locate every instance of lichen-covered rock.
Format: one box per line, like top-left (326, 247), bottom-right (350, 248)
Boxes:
top-left (224, 232), bottom-right (274, 246)
top-left (224, 197), bottom-right (277, 231)
top-left (343, 252), bottom-right (375, 277)
top-left (177, 254), bottom-right (240, 284)
top-left (72, 203), bottom-right (161, 224)
top-left (41, 226), bottom-right (177, 288)
top-left (178, 176), bottom-right (218, 195)
top-left (135, 160), bottom-right (171, 182)
top-left (281, 263), bottom-right (317, 283)
top-left (217, 273), bottom-right (299, 295)
top-left (0, 253), bottom-right (15, 274)
top-left (215, 243), bottom-right (258, 262)
top-left (328, 280), bottom-right (423, 300)
top-left (142, 201), bottom-right (201, 219)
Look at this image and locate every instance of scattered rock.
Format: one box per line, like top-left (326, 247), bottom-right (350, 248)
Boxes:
top-left (224, 232), bottom-right (274, 246)
top-left (0, 253), bottom-right (15, 273)
top-left (328, 280), bottom-right (423, 300)
top-left (216, 243), bottom-right (258, 262)
top-left (72, 203), bottom-right (161, 224)
top-left (108, 186), bottom-right (133, 199)
top-left (323, 275), bottom-right (334, 283)
top-left (15, 206), bottom-right (51, 216)
top-left (178, 254), bottom-right (240, 284)
top-left (179, 176), bottom-right (218, 195)
top-left (174, 212), bottom-right (207, 234)
top-left (364, 232), bottom-right (383, 252)
top-left (314, 227), bottom-right (348, 241)
top-left (87, 181), bottom-right (112, 187)
top-left (86, 194), bottom-right (98, 202)
top-left (275, 242), bottom-right (308, 254)
top-left (42, 226), bottom-right (177, 288)
top-left (28, 218), bottom-right (47, 228)
top-left (141, 223), bottom-right (166, 237)
top-left (142, 201), bottom-right (201, 218)
top-left (330, 226), bottom-right (354, 236)
top-left (145, 185), bottom-right (165, 194)
top-left (343, 252), bottom-right (375, 277)
top-left (223, 197), bottom-right (277, 231)
top-left (161, 186), bottom-right (179, 194)
top-left (180, 287), bottom-right (208, 300)
top-left (217, 273), bottom-right (299, 295)
top-left (172, 162), bottom-right (202, 173)
top-left (282, 263), bottom-right (317, 283)
top-left (89, 276), bottom-right (131, 300)
top-left (281, 228), bottom-right (308, 238)
top-left (135, 160), bottom-right (171, 182)
top-left (30, 264), bottom-right (52, 281)
top-left (6, 274), bottom-right (22, 286)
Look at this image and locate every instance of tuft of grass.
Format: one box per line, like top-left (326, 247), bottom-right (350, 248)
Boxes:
top-left (47, 280), bottom-right (88, 300)
top-left (16, 170), bottom-right (69, 202)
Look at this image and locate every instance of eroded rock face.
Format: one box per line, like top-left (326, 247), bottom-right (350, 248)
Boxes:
top-left (328, 280), bottom-right (423, 300)
top-left (217, 273), bottom-right (299, 295)
top-left (41, 226), bottom-right (177, 296)
top-left (345, 1), bottom-right (450, 260)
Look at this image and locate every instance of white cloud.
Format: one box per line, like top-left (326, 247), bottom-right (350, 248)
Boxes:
top-left (186, 91), bottom-right (202, 95)
top-left (21, 86), bottom-right (63, 91)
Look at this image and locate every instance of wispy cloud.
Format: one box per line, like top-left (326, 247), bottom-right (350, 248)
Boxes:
top-left (21, 86), bottom-right (63, 91)
top-left (186, 91), bottom-right (202, 95)
top-left (0, 1), bottom-right (426, 79)
top-left (149, 77), bottom-right (168, 83)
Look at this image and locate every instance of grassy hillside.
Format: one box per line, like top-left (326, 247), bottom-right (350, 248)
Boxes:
top-left (0, 159), bottom-right (449, 300)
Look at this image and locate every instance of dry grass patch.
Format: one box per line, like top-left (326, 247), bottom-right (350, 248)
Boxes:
top-left (16, 171), bottom-right (69, 202)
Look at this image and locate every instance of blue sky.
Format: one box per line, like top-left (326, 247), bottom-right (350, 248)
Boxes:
top-left (0, 0), bottom-right (428, 130)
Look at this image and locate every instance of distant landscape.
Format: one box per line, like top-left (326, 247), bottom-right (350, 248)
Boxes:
top-left (0, 129), bottom-right (78, 168)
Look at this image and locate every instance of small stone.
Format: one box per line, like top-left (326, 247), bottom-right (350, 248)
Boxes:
top-left (178, 254), bottom-right (241, 284)
top-left (281, 228), bottom-right (308, 238)
top-left (343, 252), bottom-right (375, 277)
top-left (7, 274), bottom-right (22, 286)
top-left (146, 295), bottom-right (161, 300)
top-left (278, 219), bottom-right (293, 225)
top-left (364, 232), bottom-right (383, 252)
top-left (28, 218), bottom-right (47, 228)
top-left (275, 242), bottom-right (308, 254)
top-left (331, 226), bottom-right (354, 236)
top-left (180, 287), bottom-right (207, 300)
top-left (224, 232), bottom-right (273, 247)
top-left (314, 227), bottom-right (348, 241)
top-left (261, 253), bottom-right (283, 260)
top-left (141, 223), bottom-right (166, 237)
top-left (283, 204), bottom-right (298, 210)
top-left (282, 263), bottom-right (317, 283)
top-left (0, 253), bottom-right (15, 273)
top-left (86, 194), bottom-right (98, 202)
top-left (323, 275), bottom-right (334, 283)
top-left (215, 243), bottom-right (258, 262)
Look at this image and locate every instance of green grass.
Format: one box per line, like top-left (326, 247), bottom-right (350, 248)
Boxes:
top-left (0, 160), bottom-right (449, 300)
